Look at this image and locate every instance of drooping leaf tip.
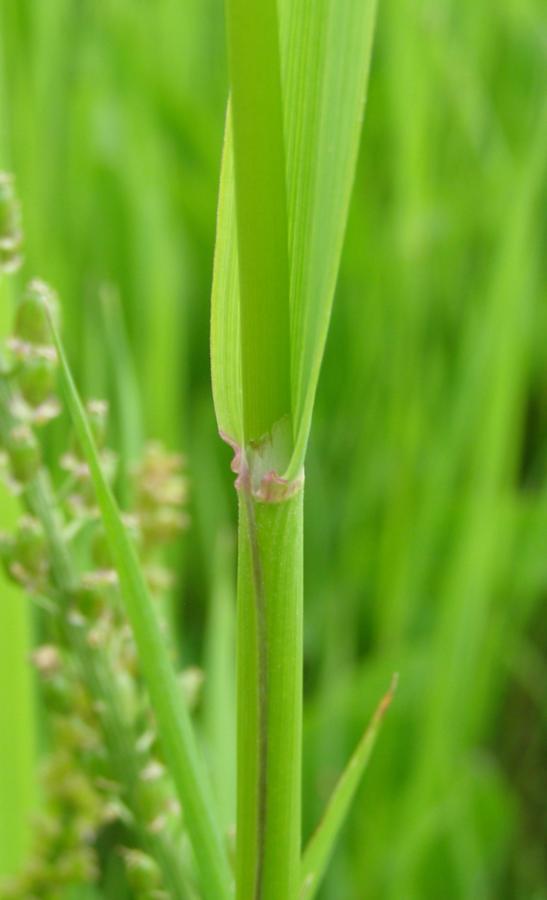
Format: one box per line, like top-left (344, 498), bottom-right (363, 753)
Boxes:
top-left (376, 673), bottom-right (399, 720)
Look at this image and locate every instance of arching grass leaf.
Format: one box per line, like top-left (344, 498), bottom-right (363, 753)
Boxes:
top-left (51, 317), bottom-right (233, 900)
top-left (300, 676), bottom-right (397, 900)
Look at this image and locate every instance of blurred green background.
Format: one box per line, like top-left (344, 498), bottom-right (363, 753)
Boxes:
top-left (0, 0), bottom-right (546, 897)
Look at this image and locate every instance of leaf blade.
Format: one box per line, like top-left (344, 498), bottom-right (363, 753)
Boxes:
top-left (300, 676), bottom-right (397, 900)
top-left (211, 0), bottom-right (379, 478)
top-left (282, 0), bottom-right (379, 479)
top-left (51, 320), bottom-right (233, 900)
top-left (210, 114), bottom-right (243, 448)
top-left (224, 0), bottom-right (292, 445)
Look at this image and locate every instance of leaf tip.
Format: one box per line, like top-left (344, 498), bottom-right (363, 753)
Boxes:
top-left (376, 672), bottom-right (399, 721)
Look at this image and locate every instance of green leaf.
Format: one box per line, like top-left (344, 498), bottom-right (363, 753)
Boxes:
top-left (211, 0), bottom-right (379, 479)
top-left (210, 115), bottom-right (244, 450)
top-left (224, 0), bottom-right (292, 446)
top-left (100, 285), bottom-right (143, 505)
top-left (50, 319), bottom-right (233, 900)
top-left (300, 676), bottom-right (397, 900)
top-left (281, 0), bottom-right (379, 480)
top-left (203, 531), bottom-right (237, 833)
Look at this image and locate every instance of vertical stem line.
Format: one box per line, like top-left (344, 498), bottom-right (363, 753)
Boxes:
top-left (237, 489), bottom-right (303, 900)
top-left (241, 491), bottom-right (268, 899)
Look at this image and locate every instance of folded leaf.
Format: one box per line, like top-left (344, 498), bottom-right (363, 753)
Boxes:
top-left (211, 0), bottom-right (379, 482)
top-left (225, 0), bottom-right (292, 446)
top-left (210, 115), bottom-right (243, 450)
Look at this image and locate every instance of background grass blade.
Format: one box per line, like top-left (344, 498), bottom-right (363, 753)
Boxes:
top-left (100, 287), bottom-right (143, 471)
top-left (203, 530), bottom-right (237, 834)
top-left (300, 676), bottom-right (397, 900)
top-left (50, 318), bottom-right (233, 900)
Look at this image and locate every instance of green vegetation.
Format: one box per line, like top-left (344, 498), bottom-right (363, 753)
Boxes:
top-left (0, 0), bottom-right (545, 898)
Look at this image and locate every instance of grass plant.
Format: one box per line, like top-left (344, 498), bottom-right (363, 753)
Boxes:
top-left (213, 1), bottom-right (382, 896)
top-left (0, 0), bottom-right (545, 898)
top-left (0, 0), bottom-right (385, 893)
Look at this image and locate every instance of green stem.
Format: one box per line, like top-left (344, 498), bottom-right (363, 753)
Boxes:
top-left (236, 489), bottom-right (303, 900)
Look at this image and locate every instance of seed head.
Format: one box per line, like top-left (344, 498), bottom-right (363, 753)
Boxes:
top-left (0, 532), bottom-right (15, 580)
top-left (31, 645), bottom-right (61, 678)
top-left (0, 172), bottom-right (23, 274)
top-left (12, 515), bottom-right (49, 586)
top-left (6, 424), bottom-right (41, 484)
top-left (86, 399), bottom-right (109, 448)
top-left (17, 352), bottom-right (58, 408)
top-left (121, 848), bottom-right (163, 893)
top-left (14, 279), bottom-right (59, 347)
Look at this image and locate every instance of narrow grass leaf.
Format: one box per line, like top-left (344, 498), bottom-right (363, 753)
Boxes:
top-left (281, 0), bottom-right (379, 479)
top-left (300, 676), bottom-right (397, 900)
top-left (100, 285), bottom-right (143, 503)
top-left (51, 320), bottom-right (233, 900)
top-left (210, 115), bottom-right (243, 449)
top-left (203, 531), bottom-right (237, 832)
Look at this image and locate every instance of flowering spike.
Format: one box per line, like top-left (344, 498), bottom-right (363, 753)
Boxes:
top-left (6, 424), bottom-right (41, 484)
top-left (14, 279), bottom-right (59, 347)
top-left (0, 172), bottom-right (23, 274)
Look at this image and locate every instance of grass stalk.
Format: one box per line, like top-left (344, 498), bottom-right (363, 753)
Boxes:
top-left (221, 7), bottom-right (304, 889)
top-left (220, 3), bottom-right (382, 897)
top-left (236, 489), bottom-right (303, 900)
